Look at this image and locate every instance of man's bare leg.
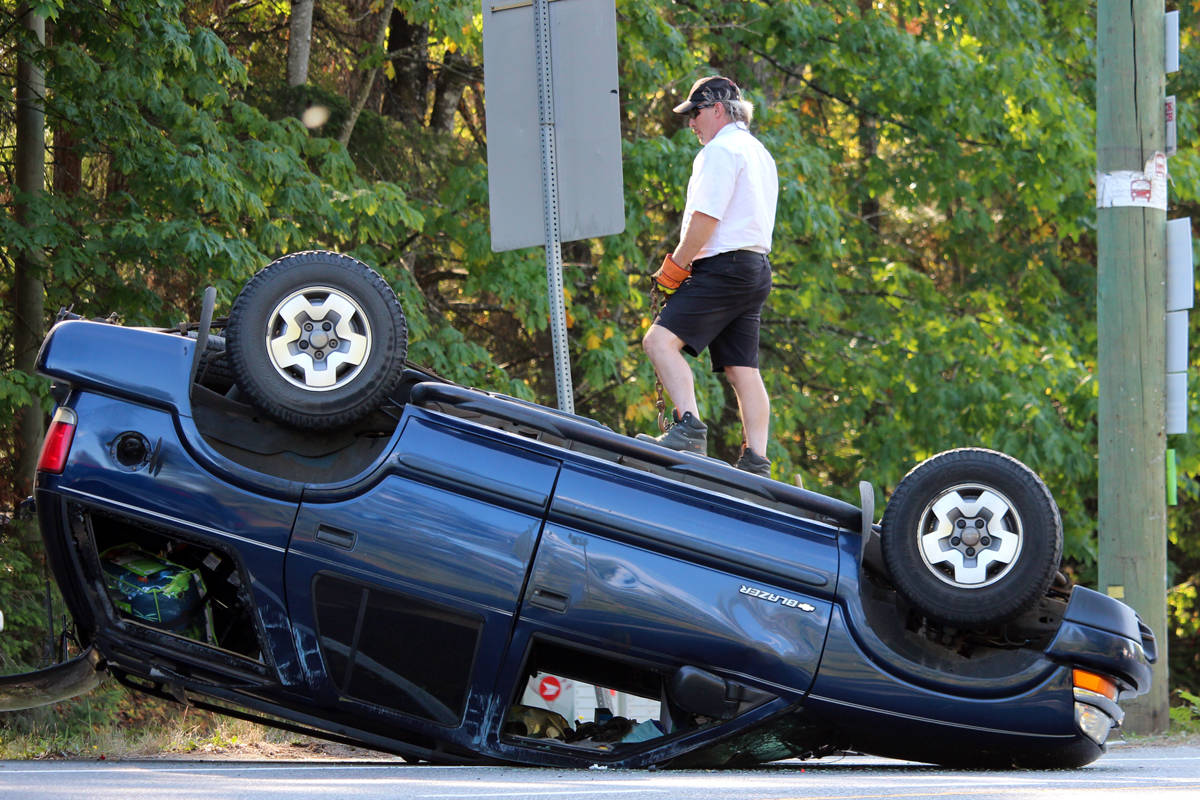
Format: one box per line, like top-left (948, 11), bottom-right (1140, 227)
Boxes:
top-left (643, 324), bottom-right (699, 418)
top-left (724, 365), bottom-right (770, 456)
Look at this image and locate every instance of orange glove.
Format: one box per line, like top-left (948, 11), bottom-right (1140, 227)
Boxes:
top-left (653, 253), bottom-right (691, 295)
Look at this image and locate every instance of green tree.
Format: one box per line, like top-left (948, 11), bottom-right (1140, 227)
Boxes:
top-left (0, 0), bottom-right (429, 502)
top-left (2, 0), bottom-right (1198, 705)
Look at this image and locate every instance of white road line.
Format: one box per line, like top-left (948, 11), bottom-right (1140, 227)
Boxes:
top-left (418, 792), bottom-right (669, 798)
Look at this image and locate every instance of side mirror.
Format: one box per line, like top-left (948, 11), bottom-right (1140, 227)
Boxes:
top-left (667, 665), bottom-right (773, 720)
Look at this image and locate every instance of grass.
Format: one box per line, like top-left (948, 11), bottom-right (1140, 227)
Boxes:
top-left (0, 675), bottom-right (338, 760)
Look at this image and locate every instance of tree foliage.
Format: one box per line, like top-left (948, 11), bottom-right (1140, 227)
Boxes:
top-left (1, 0), bottom-right (1198, 691)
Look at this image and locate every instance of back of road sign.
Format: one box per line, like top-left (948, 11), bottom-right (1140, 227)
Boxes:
top-left (482, 0), bottom-right (625, 252)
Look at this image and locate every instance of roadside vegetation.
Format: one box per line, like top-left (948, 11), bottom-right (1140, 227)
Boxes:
top-left (1172, 690), bottom-right (1200, 735)
top-left (0, 676), bottom-right (351, 759)
top-left (2, 0), bottom-right (1199, 749)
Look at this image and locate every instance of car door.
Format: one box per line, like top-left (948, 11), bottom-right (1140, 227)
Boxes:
top-left (505, 459), bottom-right (841, 707)
top-left (283, 410), bottom-right (560, 739)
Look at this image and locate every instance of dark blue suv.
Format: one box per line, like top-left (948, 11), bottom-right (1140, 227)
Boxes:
top-left (1, 251), bottom-right (1155, 768)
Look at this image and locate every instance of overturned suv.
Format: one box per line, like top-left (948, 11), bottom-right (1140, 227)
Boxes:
top-left (3, 251), bottom-right (1155, 768)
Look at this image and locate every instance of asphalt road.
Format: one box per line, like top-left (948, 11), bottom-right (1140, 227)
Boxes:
top-left (2, 742), bottom-right (1199, 800)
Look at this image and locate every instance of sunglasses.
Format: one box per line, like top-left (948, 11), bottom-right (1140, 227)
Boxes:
top-left (688, 103), bottom-right (714, 120)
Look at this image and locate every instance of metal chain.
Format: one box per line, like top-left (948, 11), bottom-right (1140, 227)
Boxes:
top-left (650, 285), bottom-right (668, 432)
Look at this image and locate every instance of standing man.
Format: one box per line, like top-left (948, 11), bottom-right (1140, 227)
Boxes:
top-left (638, 76), bottom-right (778, 478)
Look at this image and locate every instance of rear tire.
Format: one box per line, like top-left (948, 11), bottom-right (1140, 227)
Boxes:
top-left (226, 250), bottom-right (407, 429)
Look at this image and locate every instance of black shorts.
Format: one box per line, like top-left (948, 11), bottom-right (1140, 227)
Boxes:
top-left (655, 250), bottom-right (772, 371)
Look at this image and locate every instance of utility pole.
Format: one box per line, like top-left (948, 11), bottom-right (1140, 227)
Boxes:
top-left (1096, 0), bottom-right (1169, 732)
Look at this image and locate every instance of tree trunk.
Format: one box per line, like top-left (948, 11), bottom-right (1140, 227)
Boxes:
top-left (287, 0), bottom-right (314, 87)
top-left (339, 0), bottom-right (395, 146)
top-left (856, 0), bottom-right (880, 237)
top-left (13, 4), bottom-right (47, 500)
top-left (381, 9), bottom-right (429, 124)
top-left (430, 52), bottom-right (474, 133)
top-left (857, 113), bottom-right (880, 235)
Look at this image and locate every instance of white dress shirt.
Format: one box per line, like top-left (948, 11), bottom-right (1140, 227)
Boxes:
top-left (681, 121), bottom-right (778, 260)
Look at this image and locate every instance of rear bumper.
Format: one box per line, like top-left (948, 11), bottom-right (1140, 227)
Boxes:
top-left (0, 646), bottom-right (102, 711)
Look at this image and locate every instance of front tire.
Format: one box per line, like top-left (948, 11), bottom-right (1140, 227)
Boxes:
top-left (880, 448), bottom-right (1062, 627)
top-left (227, 250), bottom-right (407, 429)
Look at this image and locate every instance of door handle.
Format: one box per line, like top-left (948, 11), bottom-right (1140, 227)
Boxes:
top-left (315, 525), bottom-right (356, 550)
top-left (529, 587), bottom-right (569, 613)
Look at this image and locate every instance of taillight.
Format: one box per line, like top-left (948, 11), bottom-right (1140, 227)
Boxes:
top-left (37, 407), bottom-right (78, 474)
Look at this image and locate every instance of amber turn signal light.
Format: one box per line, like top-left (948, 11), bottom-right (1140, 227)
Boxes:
top-left (1073, 668), bottom-right (1119, 701)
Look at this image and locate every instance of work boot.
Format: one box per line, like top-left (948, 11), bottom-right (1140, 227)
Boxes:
top-left (735, 446), bottom-right (771, 478)
top-left (636, 410), bottom-right (708, 455)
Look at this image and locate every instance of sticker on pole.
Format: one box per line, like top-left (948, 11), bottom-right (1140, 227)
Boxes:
top-left (538, 676), bottom-right (562, 702)
top-left (1096, 152), bottom-right (1168, 210)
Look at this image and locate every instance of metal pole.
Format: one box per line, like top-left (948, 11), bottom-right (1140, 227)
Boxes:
top-left (1096, 0), bottom-right (1169, 733)
top-left (533, 0), bottom-right (575, 414)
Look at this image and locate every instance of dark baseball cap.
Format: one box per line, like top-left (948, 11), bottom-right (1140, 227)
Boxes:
top-left (672, 76), bottom-right (741, 114)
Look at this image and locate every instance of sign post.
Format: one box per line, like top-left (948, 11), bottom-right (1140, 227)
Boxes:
top-left (532, 0), bottom-right (573, 413)
top-left (482, 0), bottom-right (624, 413)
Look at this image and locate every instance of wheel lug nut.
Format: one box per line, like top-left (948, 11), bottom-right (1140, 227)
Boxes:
top-left (328, 339), bottom-right (338, 348)
top-left (965, 546), bottom-right (976, 557)
top-left (299, 341), bottom-right (309, 349)
top-left (974, 519), bottom-right (984, 528)
top-left (304, 322), bottom-right (313, 331)
top-left (314, 351), bottom-right (324, 360)
top-left (956, 519), bottom-right (966, 529)
top-left (981, 536), bottom-right (991, 546)
top-left (322, 321), bottom-right (332, 331)
top-left (951, 536), bottom-right (961, 546)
